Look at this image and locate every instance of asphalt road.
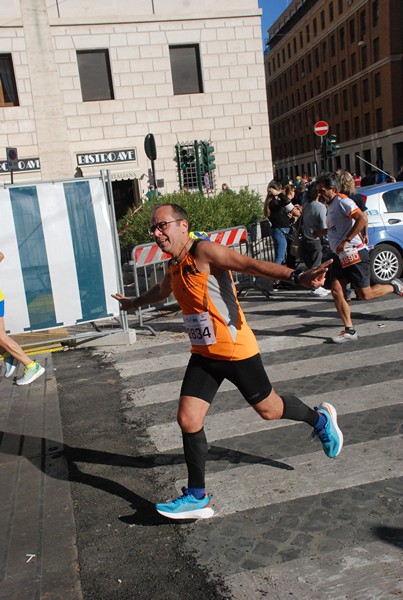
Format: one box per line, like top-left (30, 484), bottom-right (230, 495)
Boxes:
top-left (55, 287), bottom-right (403, 599)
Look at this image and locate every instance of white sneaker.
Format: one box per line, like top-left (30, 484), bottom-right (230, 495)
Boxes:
top-left (331, 330), bottom-right (358, 343)
top-left (3, 355), bottom-right (18, 378)
top-left (391, 279), bottom-right (403, 296)
top-left (311, 287), bottom-right (331, 297)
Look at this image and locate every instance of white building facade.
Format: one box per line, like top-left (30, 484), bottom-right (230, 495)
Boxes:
top-left (0, 0), bottom-right (272, 206)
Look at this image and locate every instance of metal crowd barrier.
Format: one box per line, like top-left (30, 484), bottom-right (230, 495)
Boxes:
top-left (237, 220), bottom-right (276, 298)
top-left (131, 226), bottom-right (248, 334)
top-left (249, 220), bottom-right (276, 262)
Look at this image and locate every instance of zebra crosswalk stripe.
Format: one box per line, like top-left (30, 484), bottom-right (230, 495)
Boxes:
top-left (175, 436), bottom-right (403, 516)
top-left (129, 339), bottom-right (402, 427)
top-left (147, 378), bottom-right (403, 452)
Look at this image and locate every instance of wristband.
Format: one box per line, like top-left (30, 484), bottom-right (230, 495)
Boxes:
top-left (289, 269), bottom-right (303, 284)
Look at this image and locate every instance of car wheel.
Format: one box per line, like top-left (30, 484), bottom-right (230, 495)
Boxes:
top-left (370, 244), bottom-right (403, 284)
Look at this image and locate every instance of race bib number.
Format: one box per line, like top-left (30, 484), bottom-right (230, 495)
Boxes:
top-left (339, 246), bottom-right (361, 268)
top-left (183, 312), bottom-right (216, 346)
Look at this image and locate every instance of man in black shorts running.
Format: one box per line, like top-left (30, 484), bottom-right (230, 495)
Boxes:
top-left (113, 203), bottom-right (344, 519)
top-left (315, 173), bottom-right (403, 344)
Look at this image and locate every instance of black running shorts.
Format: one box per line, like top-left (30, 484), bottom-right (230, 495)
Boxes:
top-left (180, 353), bottom-right (272, 405)
top-left (330, 248), bottom-right (371, 289)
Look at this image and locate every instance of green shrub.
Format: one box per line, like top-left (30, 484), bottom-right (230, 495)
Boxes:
top-left (117, 187), bottom-right (264, 255)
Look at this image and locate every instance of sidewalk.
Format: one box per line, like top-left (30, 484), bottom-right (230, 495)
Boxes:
top-left (0, 352), bottom-right (82, 600)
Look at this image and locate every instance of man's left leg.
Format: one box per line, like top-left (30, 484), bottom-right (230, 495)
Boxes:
top-left (234, 355), bottom-right (343, 459)
top-left (355, 282), bottom-right (394, 300)
top-left (253, 389), bottom-right (343, 458)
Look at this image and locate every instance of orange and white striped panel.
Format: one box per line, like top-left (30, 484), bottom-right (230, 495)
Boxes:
top-left (132, 227), bottom-right (247, 268)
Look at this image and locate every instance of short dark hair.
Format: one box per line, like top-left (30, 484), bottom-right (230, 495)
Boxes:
top-left (151, 203), bottom-right (190, 227)
top-left (305, 181), bottom-right (318, 202)
top-left (316, 172), bottom-right (340, 192)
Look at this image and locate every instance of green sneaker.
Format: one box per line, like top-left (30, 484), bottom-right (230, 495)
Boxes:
top-left (16, 362), bottom-right (45, 386)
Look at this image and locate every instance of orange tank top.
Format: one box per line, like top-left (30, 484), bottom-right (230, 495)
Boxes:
top-left (168, 242), bottom-right (259, 361)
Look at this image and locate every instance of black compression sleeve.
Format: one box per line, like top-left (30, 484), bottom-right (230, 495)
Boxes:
top-left (281, 394), bottom-right (319, 427)
top-left (182, 428), bottom-right (208, 489)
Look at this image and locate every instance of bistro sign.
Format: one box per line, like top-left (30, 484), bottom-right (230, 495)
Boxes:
top-left (77, 149), bottom-right (136, 166)
top-left (0, 158), bottom-right (40, 172)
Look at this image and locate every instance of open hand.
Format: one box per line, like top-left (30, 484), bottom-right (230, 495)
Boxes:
top-left (112, 293), bottom-right (135, 311)
top-left (298, 259), bottom-right (333, 289)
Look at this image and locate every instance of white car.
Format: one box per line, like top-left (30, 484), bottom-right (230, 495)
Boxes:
top-left (358, 182), bottom-right (403, 283)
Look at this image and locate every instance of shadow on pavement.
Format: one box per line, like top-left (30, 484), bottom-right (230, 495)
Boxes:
top-left (0, 430), bottom-right (293, 526)
top-left (373, 525), bottom-right (403, 549)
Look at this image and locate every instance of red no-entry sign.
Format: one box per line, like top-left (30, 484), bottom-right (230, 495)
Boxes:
top-left (314, 121), bottom-right (329, 136)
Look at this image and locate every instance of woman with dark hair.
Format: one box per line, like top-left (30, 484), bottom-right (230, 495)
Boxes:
top-left (264, 182), bottom-right (299, 265)
top-left (264, 182), bottom-right (300, 290)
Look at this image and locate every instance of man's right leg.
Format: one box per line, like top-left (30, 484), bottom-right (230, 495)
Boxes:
top-left (178, 395), bottom-right (211, 491)
top-left (331, 279), bottom-right (352, 327)
top-left (155, 395), bottom-right (214, 519)
top-left (155, 355), bottom-right (220, 519)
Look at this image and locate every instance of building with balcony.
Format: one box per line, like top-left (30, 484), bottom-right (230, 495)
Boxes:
top-left (264, 0), bottom-right (403, 182)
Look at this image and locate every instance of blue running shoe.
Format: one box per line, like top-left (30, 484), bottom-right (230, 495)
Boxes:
top-left (3, 355), bottom-right (18, 378)
top-left (312, 402), bottom-right (343, 458)
top-left (156, 487), bottom-right (214, 519)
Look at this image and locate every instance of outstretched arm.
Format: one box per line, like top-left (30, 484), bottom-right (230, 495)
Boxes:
top-left (195, 241), bottom-right (331, 289)
top-left (112, 272), bottom-right (172, 311)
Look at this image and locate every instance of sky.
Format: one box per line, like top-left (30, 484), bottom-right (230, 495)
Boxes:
top-left (258, 0), bottom-right (292, 48)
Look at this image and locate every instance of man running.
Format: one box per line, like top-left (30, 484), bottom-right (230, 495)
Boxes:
top-left (113, 203), bottom-right (343, 519)
top-left (315, 173), bottom-right (403, 343)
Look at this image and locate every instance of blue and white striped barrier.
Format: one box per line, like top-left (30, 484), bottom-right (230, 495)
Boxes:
top-left (0, 177), bottom-right (120, 335)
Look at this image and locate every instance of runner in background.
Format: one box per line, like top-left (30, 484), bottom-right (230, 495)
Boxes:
top-left (315, 173), bottom-right (403, 344)
top-left (0, 251), bottom-right (45, 385)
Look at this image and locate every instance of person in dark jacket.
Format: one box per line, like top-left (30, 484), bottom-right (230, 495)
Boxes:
top-left (263, 182), bottom-right (299, 265)
top-left (264, 182), bottom-right (301, 290)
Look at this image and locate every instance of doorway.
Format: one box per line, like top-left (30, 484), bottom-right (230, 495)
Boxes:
top-left (111, 179), bottom-right (141, 220)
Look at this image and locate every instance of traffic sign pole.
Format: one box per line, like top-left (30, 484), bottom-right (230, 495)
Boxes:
top-left (313, 122), bottom-right (329, 174)
top-left (6, 147), bottom-right (18, 184)
top-left (144, 134), bottom-right (157, 187)
top-left (322, 136), bottom-right (329, 172)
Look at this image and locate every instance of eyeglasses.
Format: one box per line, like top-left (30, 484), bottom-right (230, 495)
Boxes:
top-left (148, 219), bottom-right (182, 235)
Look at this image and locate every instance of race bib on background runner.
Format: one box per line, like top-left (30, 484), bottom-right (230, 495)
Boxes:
top-left (183, 312), bottom-right (216, 345)
top-left (339, 246), bottom-right (361, 268)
